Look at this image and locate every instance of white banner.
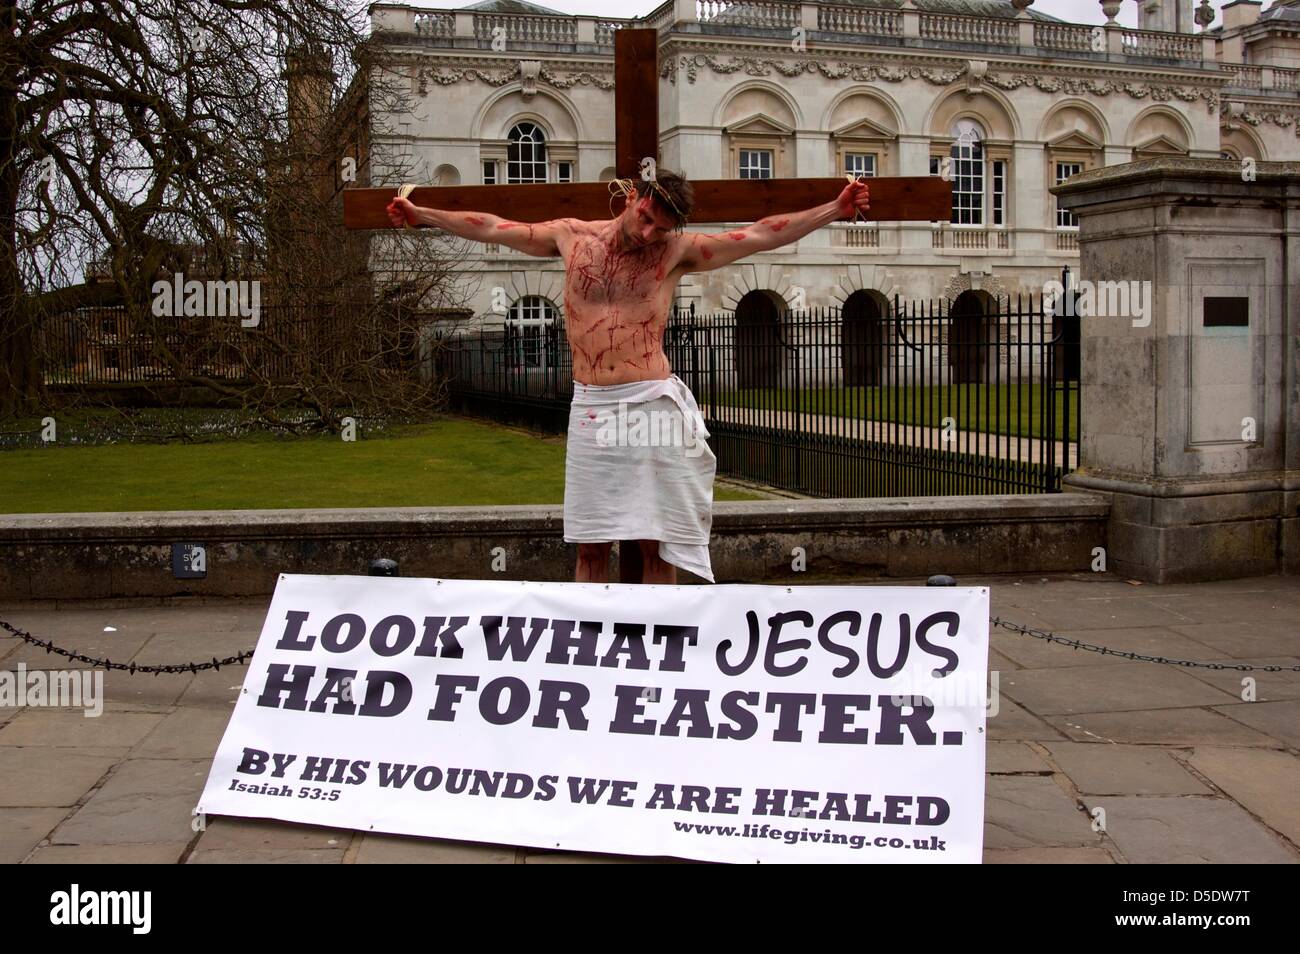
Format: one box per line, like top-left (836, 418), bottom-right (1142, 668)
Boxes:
top-left (198, 574), bottom-right (989, 864)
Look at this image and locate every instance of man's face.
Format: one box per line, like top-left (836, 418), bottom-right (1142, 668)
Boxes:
top-left (622, 195), bottom-right (676, 248)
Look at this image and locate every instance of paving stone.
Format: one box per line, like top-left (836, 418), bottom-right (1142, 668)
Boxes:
top-left (1166, 621), bottom-right (1300, 659)
top-left (1041, 742), bottom-right (1210, 795)
top-left (0, 709), bottom-right (164, 748)
top-left (2, 625), bottom-right (154, 672)
top-left (1180, 658), bottom-right (1300, 703)
top-left (174, 668), bottom-right (247, 709)
top-left (1000, 663), bottom-right (1238, 716)
top-left (99, 668), bottom-right (194, 709)
top-left (987, 648), bottom-right (1022, 672)
top-left (982, 846), bottom-right (1114, 864)
top-left (187, 847), bottom-right (345, 864)
top-left (354, 834), bottom-right (519, 863)
top-left (132, 707), bottom-right (232, 759)
top-left (25, 843), bottom-right (189, 864)
top-left (132, 627), bottom-right (261, 664)
top-left (0, 608), bottom-right (154, 642)
top-left (195, 817), bottom-right (350, 852)
top-left (0, 747), bottom-right (118, 807)
top-left (1184, 746), bottom-right (1300, 846)
top-left (983, 775), bottom-right (1100, 850)
top-left (1088, 795), bottom-right (1298, 863)
top-left (1139, 590), bottom-right (1300, 626)
top-left (1046, 708), bottom-right (1277, 746)
top-left (0, 808), bottom-right (69, 863)
top-left (101, 701), bottom-right (175, 715)
top-left (1025, 598), bottom-right (1198, 631)
top-left (987, 697), bottom-right (1068, 742)
top-left (1, 603), bottom-right (269, 639)
top-left (1212, 699), bottom-right (1300, 749)
top-left (991, 626), bottom-right (1223, 671)
top-left (986, 741), bottom-right (1051, 774)
top-left (125, 602), bottom-right (273, 634)
top-left (49, 758), bottom-right (208, 845)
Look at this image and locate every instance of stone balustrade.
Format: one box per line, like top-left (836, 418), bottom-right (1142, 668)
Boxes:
top-left (370, 3), bottom-right (1296, 92)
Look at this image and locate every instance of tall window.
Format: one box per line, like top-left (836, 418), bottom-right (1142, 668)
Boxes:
top-left (1055, 162), bottom-right (1082, 228)
top-left (507, 122), bottom-right (547, 183)
top-left (992, 160), bottom-right (1006, 227)
top-left (482, 160), bottom-right (497, 184)
top-left (556, 161), bottom-right (572, 183)
top-left (950, 120), bottom-right (984, 226)
top-left (844, 153), bottom-right (876, 178)
top-left (930, 120), bottom-right (1007, 227)
top-left (506, 296), bottom-right (558, 369)
top-left (739, 149), bottom-right (773, 179)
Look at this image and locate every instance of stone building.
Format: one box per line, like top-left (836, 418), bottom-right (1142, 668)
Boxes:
top-left (359, 0), bottom-right (1300, 363)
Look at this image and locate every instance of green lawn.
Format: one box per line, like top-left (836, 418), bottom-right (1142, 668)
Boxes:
top-left (711, 383), bottom-right (1079, 442)
top-left (0, 415), bottom-right (762, 513)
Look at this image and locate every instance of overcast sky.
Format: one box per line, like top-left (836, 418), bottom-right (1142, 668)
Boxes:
top-left (437, 0), bottom-right (1176, 28)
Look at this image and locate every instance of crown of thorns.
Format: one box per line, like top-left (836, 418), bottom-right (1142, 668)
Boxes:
top-left (609, 177), bottom-right (688, 229)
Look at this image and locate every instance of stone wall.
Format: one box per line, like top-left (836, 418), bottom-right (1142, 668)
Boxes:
top-left (0, 495), bottom-right (1107, 600)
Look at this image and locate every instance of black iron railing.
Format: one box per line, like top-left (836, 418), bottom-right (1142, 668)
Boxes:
top-left (437, 293), bottom-right (1080, 497)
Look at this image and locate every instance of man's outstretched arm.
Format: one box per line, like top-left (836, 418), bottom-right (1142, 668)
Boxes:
top-left (386, 196), bottom-right (565, 257)
top-left (676, 180), bottom-right (869, 273)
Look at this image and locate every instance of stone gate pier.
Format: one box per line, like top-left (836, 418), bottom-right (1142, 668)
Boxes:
top-left (1056, 158), bottom-right (1299, 582)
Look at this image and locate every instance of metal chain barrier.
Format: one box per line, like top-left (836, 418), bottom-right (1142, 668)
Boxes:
top-left (2, 615), bottom-right (1296, 675)
top-left (0, 618), bottom-right (254, 674)
top-left (990, 616), bottom-right (1300, 672)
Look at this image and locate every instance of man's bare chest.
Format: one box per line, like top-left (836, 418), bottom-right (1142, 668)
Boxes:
top-left (564, 238), bottom-right (670, 305)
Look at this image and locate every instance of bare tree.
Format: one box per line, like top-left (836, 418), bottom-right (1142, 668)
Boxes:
top-left (1, 0), bottom-right (470, 427)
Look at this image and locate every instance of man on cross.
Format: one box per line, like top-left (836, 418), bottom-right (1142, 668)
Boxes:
top-left (387, 170), bottom-right (870, 585)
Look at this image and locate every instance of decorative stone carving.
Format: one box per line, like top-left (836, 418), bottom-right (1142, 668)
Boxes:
top-left (941, 270), bottom-right (1008, 303)
top-left (420, 66), bottom-right (516, 89)
top-left (1230, 105), bottom-right (1300, 137)
top-left (831, 264), bottom-right (900, 306)
top-left (520, 60), bottom-right (541, 99)
top-left (538, 67), bottom-right (615, 90)
top-left (659, 53), bottom-right (1221, 114)
top-left (409, 60), bottom-right (614, 94)
top-left (1194, 0), bottom-right (1215, 30)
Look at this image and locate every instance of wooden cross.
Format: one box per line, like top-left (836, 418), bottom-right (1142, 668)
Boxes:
top-left (343, 29), bottom-right (950, 228)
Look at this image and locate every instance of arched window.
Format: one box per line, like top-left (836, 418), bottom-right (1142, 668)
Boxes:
top-left (947, 290), bottom-right (991, 384)
top-left (950, 119), bottom-right (984, 226)
top-left (929, 119), bottom-right (1005, 228)
top-left (734, 290), bottom-right (783, 389)
top-left (841, 290), bottom-right (889, 387)
top-left (507, 122), bottom-right (548, 184)
top-left (506, 295), bottom-right (558, 369)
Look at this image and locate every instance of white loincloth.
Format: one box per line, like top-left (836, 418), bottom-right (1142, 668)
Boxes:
top-left (564, 373), bottom-right (717, 582)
